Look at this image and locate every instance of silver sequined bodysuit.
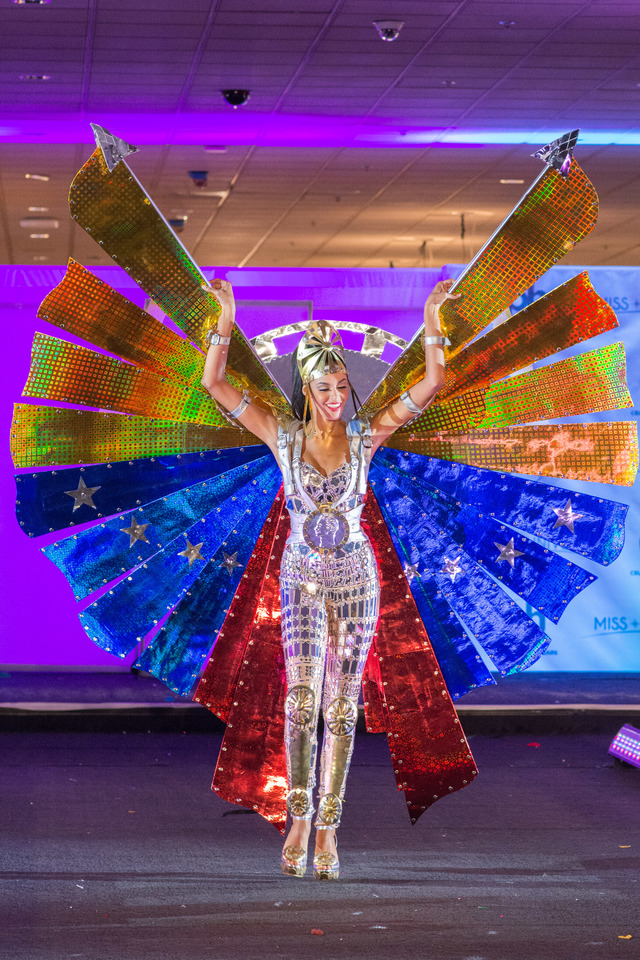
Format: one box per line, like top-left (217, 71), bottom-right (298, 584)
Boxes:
top-left (276, 418), bottom-right (381, 828)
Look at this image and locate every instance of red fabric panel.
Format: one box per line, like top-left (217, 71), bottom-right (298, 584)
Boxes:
top-left (362, 647), bottom-right (387, 734)
top-left (363, 492), bottom-right (478, 824)
top-left (211, 499), bottom-right (290, 833)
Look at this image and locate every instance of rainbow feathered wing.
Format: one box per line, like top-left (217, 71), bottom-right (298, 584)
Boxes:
top-left (11, 127), bottom-right (637, 830)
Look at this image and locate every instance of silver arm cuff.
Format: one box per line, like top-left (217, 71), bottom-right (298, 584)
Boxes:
top-left (422, 334), bottom-right (451, 347)
top-left (227, 391), bottom-right (251, 419)
top-left (399, 390), bottom-right (424, 416)
top-left (205, 330), bottom-right (232, 347)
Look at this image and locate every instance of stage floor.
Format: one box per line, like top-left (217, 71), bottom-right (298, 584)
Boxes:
top-left (2, 730), bottom-right (638, 960)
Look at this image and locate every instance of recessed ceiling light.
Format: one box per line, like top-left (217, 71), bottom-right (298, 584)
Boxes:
top-left (441, 80), bottom-right (456, 87)
top-left (30, 233), bottom-right (49, 239)
top-left (500, 178), bottom-right (525, 184)
top-left (498, 20), bottom-right (516, 28)
top-left (25, 173), bottom-right (49, 181)
top-left (28, 206), bottom-right (49, 212)
top-left (13, 0), bottom-right (51, 5)
top-left (21, 217), bottom-right (59, 229)
top-left (32, 256), bottom-right (49, 261)
top-left (19, 74), bottom-right (51, 81)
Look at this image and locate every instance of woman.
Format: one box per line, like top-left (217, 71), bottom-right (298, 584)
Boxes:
top-left (200, 277), bottom-right (459, 879)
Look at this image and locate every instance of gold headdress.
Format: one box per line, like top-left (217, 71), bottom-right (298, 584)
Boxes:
top-left (296, 320), bottom-right (347, 385)
top-left (295, 321), bottom-right (350, 436)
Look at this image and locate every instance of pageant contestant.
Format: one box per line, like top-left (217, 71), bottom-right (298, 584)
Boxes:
top-left (200, 277), bottom-right (459, 880)
top-left (13, 129), bottom-right (631, 889)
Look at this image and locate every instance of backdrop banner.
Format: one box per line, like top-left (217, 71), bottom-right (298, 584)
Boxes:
top-left (1, 264), bottom-right (638, 671)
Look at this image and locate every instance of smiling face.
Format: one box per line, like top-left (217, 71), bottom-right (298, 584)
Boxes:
top-left (306, 371), bottom-right (350, 422)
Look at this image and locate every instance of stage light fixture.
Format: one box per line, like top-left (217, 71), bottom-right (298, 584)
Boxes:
top-left (609, 724), bottom-right (640, 769)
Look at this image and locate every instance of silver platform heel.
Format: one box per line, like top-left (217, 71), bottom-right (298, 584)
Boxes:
top-left (281, 788), bottom-right (314, 877)
top-left (313, 794), bottom-right (341, 880)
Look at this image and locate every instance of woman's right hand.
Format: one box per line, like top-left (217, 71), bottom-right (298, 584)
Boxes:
top-left (202, 278), bottom-right (236, 325)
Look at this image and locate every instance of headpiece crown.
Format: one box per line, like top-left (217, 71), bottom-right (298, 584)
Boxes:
top-left (296, 320), bottom-right (347, 383)
top-left (296, 320), bottom-right (347, 385)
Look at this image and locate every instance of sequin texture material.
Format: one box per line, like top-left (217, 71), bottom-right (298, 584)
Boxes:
top-left (439, 272), bottom-right (619, 403)
top-left (69, 145), bottom-right (291, 414)
top-left (11, 405), bottom-right (258, 468)
top-left (409, 343), bottom-right (632, 433)
top-left (387, 422), bottom-right (637, 486)
top-left (24, 334), bottom-right (224, 426)
top-left (15, 447), bottom-right (268, 537)
top-left (279, 421), bottom-right (380, 821)
top-left (39, 259), bottom-right (207, 389)
top-left (358, 160), bottom-right (602, 418)
top-left (300, 462), bottom-right (351, 505)
top-left (440, 158), bottom-right (599, 355)
top-left (361, 495), bottom-right (478, 822)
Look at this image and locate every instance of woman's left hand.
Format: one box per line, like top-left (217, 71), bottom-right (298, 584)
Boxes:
top-left (424, 278), bottom-right (461, 312)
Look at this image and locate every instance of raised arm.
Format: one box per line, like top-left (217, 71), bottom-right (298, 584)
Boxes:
top-left (370, 278), bottom-right (460, 453)
top-left (200, 278), bottom-right (280, 453)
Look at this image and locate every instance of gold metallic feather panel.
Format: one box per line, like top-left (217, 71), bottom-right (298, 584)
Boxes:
top-left (11, 404), bottom-right (257, 468)
top-left (39, 259), bottom-right (206, 388)
top-left (440, 272), bottom-right (618, 402)
top-left (24, 335), bottom-right (225, 427)
top-left (440, 159), bottom-right (598, 356)
top-left (70, 148), bottom-right (213, 344)
top-left (359, 269), bottom-right (615, 419)
top-left (408, 343), bottom-right (631, 433)
top-left (70, 146), bottom-right (291, 416)
top-left (385, 422), bottom-right (638, 486)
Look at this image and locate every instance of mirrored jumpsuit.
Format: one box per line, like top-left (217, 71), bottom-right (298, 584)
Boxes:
top-left (276, 418), bottom-right (381, 829)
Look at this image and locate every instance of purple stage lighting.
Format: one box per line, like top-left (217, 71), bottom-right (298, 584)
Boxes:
top-left (608, 724), bottom-right (640, 769)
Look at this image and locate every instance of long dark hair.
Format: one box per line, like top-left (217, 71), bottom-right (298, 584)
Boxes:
top-left (291, 349), bottom-right (309, 423)
top-left (290, 348), bottom-right (361, 423)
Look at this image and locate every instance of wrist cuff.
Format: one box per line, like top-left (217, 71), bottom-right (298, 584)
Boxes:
top-left (399, 390), bottom-right (423, 416)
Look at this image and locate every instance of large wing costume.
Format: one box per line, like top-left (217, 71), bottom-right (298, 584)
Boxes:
top-left (11, 126), bottom-right (637, 831)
